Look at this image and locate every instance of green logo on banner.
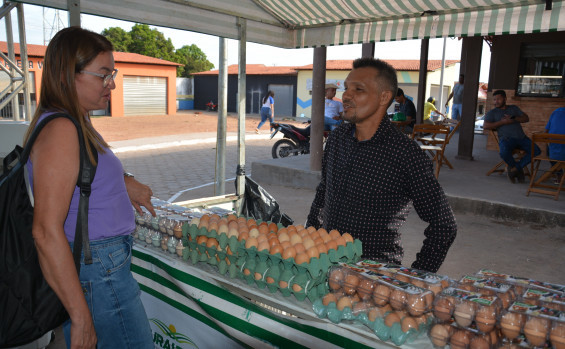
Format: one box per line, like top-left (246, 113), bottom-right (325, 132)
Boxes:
top-left (151, 318), bottom-right (199, 349)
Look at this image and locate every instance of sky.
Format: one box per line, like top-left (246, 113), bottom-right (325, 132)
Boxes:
top-left (1, 4), bottom-right (491, 82)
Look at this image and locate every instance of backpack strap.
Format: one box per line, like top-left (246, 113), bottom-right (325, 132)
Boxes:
top-left (23, 112), bottom-right (97, 270)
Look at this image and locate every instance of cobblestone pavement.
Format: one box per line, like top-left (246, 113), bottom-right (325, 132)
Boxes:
top-left (117, 138), bottom-right (275, 202)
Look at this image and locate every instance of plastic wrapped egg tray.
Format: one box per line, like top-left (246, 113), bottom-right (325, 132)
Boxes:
top-left (312, 264), bottom-right (434, 346)
top-left (477, 269), bottom-right (565, 301)
top-left (498, 301), bottom-right (565, 348)
top-left (521, 287), bottom-right (565, 312)
top-left (457, 275), bottom-right (518, 310)
top-left (184, 214), bottom-right (363, 302)
top-left (428, 321), bottom-right (501, 349)
top-left (133, 210), bottom-right (191, 257)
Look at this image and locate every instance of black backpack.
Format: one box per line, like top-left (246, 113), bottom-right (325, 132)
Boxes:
top-left (0, 113), bottom-right (97, 347)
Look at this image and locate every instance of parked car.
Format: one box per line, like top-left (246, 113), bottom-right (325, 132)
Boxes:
top-left (475, 115), bottom-right (485, 134)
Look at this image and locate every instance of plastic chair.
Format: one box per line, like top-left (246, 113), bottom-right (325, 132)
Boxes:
top-left (485, 129), bottom-right (530, 178)
top-left (411, 124), bottom-right (450, 178)
top-left (526, 133), bottom-right (565, 200)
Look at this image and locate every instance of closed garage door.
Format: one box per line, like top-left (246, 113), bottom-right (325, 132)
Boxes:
top-left (123, 76), bottom-right (167, 115)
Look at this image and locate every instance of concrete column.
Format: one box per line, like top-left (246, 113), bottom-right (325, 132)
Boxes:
top-left (416, 39), bottom-right (429, 124)
top-left (215, 37), bottom-right (228, 195)
top-left (310, 47), bottom-right (326, 172)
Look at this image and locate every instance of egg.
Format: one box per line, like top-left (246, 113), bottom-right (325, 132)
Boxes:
top-left (278, 232), bottom-right (290, 243)
top-left (294, 224), bottom-right (305, 231)
top-left (257, 241), bottom-right (270, 252)
top-left (317, 228), bottom-right (328, 237)
top-left (343, 274), bottom-right (360, 295)
top-left (294, 253), bottom-right (309, 265)
top-left (458, 283), bottom-right (476, 292)
top-left (292, 283), bottom-right (303, 292)
top-left (454, 301), bottom-right (476, 327)
top-left (243, 268), bottom-right (251, 276)
top-left (191, 217), bottom-right (201, 226)
top-left (475, 304), bottom-right (497, 333)
top-left (279, 280), bottom-right (288, 289)
top-left (294, 243), bottom-right (306, 255)
top-left (394, 309), bottom-right (408, 320)
top-left (268, 222), bottom-right (278, 233)
top-left (498, 290), bottom-right (514, 309)
top-left (268, 236), bottom-right (280, 248)
top-left (334, 236), bottom-right (346, 247)
top-left (524, 316), bottom-right (550, 347)
top-left (469, 334), bottom-right (491, 349)
top-left (282, 246), bottom-right (297, 260)
top-left (198, 219), bottom-right (209, 230)
top-left (373, 284), bottom-right (391, 306)
top-left (269, 244), bottom-right (283, 255)
top-left (290, 234), bottom-right (302, 246)
top-left (500, 311), bottom-right (524, 339)
top-left (325, 240), bottom-right (338, 251)
top-left (196, 235), bottom-right (208, 245)
top-left (550, 322), bottom-right (565, 349)
top-left (433, 297), bottom-right (454, 322)
top-left (238, 224), bottom-right (249, 234)
top-left (357, 279), bottom-right (375, 301)
top-left (245, 237), bottom-right (258, 249)
top-left (329, 229), bottom-right (341, 240)
top-left (238, 231), bottom-right (249, 242)
top-left (280, 241), bottom-right (291, 250)
top-left (246, 218), bottom-right (256, 227)
top-left (208, 221), bottom-right (219, 233)
top-left (210, 214), bottom-right (221, 222)
top-left (384, 312), bottom-right (401, 327)
top-left (227, 213), bottom-right (237, 222)
top-left (227, 227), bottom-right (239, 238)
top-left (254, 272), bottom-right (263, 280)
top-left (306, 246), bottom-right (319, 260)
top-left (298, 229), bottom-right (309, 239)
top-left (389, 289), bottom-right (407, 310)
top-left (218, 224), bottom-right (229, 235)
top-left (428, 282), bottom-right (443, 295)
top-left (328, 268), bottom-right (345, 290)
top-left (302, 238), bottom-right (315, 250)
top-left (401, 316), bottom-right (418, 332)
top-left (336, 296), bottom-right (353, 311)
top-left (368, 306), bottom-right (388, 321)
top-left (342, 232), bottom-right (354, 243)
top-left (450, 330), bottom-right (471, 349)
top-left (248, 228), bottom-right (260, 238)
top-left (256, 234), bottom-right (268, 244)
top-left (407, 294), bottom-right (428, 317)
top-left (489, 327), bottom-right (499, 346)
top-left (321, 234), bottom-right (333, 244)
top-left (429, 323), bottom-right (450, 347)
top-left (206, 237), bottom-right (219, 249)
top-left (322, 293), bottom-right (338, 306)
top-left (309, 231), bottom-right (321, 241)
top-left (316, 243), bottom-right (328, 255)
top-left (236, 216), bottom-right (246, 224)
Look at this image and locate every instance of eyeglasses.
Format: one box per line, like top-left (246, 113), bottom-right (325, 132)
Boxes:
top-left (80, 68), bottom-right (118, 87)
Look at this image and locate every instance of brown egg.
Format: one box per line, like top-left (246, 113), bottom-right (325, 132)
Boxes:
top-left (389, 289), bottom-right (407, 310)
top-left (321, 234), bottom-right (333, 244)
top-left (200, 214), bottom-right (211, 223)
top-left (316, 243), bottom-right (328, 255)
top-left (309, 230), bottom-right (320, 241)
top-left (373, 284), bottom-right (391, 306)
top-left (246, 218), bottom-right (256, 227)
top-left (550, 322), bottom-right (565, 349)
top-left (428, 282), bottom-right (443, 295)
top-left (469, 334), bottom-right (491, 349)
top-left (433, 297), bottom-right (455, 322)
top-left (328, 268), bottom-right (345, 290)
top-left (218, 224), bottom-right (229, 235)
top-left (294, 224), bottom-right (305, 231)
top-left (306, 246), bottom-right (319, 260)
top-left (298, 229), bottom-right (309, 239)
top-left (335, 236), bottom-right (347, 247)
top-left (325, 240), bottom-right (338, 251)
top-left (277, 227), bottom-right (287, 235)
top-left (429, 323), bottom-right (450, 347)
top-left (498, 290), bottom-right (513, 309)
top-left (227, 213), bottom-right (237, 222)
top-left (256, 233), bottom-right (268, 243)
top-left (401, 316), bottom-right (418, 332)
top-left (243, 268), bottom-right (251, 276)
top-left (226, 245), bottom-right (233, 255)
top-left (454, 301), bottom-right (476, 327)
top-left (292, 283), bottom-right (303, 292)
top-left (343, 274), bottom-right (360, 295)
top-left (254, 272), bottom-right (262, 281)
top-left (312, 237), bottom-right (324, 246)
top-left (268, 236), bottom-right (280, 248)
top-left (322, 293), bottom-right (338, 306)
top-left (227, 227), bottom-right (239, 238)
top-left (238, 224), bottom-right (249, 234)
top-left (407, 294), bottom-right (428, 317)
top-left (257, 241), bottom-right (270, 252)
top-left (238, 231), bottom-right (249, 242)
top-left (268, 222), bottom-right (278, 233)
top-left (394, 309), bottom-right (408, 320)
top-left (196, 235), bottom-right (208, 245)
top-left (500, 312), bottom-right (524, 339)
top-left (368, 306), bottom-right (388, 322)
top-left (208, 221), bottom-right (219, 233)
top-left (294, 252), bottom-right (309, 265)
top-left (357, 279), bottom-right (375, 301)
top-left (450, 330), bottom-right (471, 349)
top-left (489, 328), bottom-right (499, 347)
top-left (290, 234), bottom-right (303, 246)
top-left (282, 246), bottom-right (297, 260)
top-left (329, 229), bottom-right (341, 240)
top-left (294, 243), bottom-right (306, 255)
top-left (458, 283), bottom-right (476, 292)
top-left (278, 232), bottom-right (290, 243)
top-left (306, 226), bottom-right (316, 233)
top-left (210, 214), bottom-right (221, 222)
top-left (342, 232), bottom-right (354, 243)
top-left (475, 304), bottom-right (497, 333)
top-left (280, 241), bottom-right (291, 250)
top-left (336, 296), bottom-right (353, 311)
top-left (236, 216), bottom-right (246, 224)
top-left (245, 237), bottom-right (258, 249)
top-left (279, 280), bottom-right (288, 289)
top-left (524, 316), bottom-right (550, 347)
top-left (248, 227), bottom-right (260, 238)
top-left (198, 219), bottom-right (209, 230)
top-left (317, 228), bottom-right (328, 237)
top-left (384, 312), bottom-right (401, 327)
top-left (266, 276), bottom-right (275, 284)
top-left (206, 237), bottom-right (219, 249)
top-left (269, 244), bottom-right (283, 255)
top-left (302, 238), bottom-right (315, 250)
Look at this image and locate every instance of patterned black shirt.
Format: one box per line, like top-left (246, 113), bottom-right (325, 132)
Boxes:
top-left (306, 117), bottom-right (457, 272)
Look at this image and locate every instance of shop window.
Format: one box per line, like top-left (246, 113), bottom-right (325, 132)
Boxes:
top-left (516, 42), bottom-right (565, 97)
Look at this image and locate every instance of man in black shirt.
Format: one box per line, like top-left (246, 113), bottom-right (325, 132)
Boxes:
top-left (395, 88), bottom-right (417, 130)
top-left (306, 58), bottom-right (457, 273)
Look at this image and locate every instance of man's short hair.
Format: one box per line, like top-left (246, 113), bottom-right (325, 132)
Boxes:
top-left (493, 90), bottom-right (506, 98)
top-left (352, 57), bottom-right (398, 105)
top-left (396, 88), bottom-right (405, 97)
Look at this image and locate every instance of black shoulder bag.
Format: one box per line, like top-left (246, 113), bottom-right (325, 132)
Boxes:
top-left (0, 113), bottom-right (97, 347)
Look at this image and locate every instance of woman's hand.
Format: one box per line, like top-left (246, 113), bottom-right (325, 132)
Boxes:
top-left (124, 176), bottom-right (156, 216)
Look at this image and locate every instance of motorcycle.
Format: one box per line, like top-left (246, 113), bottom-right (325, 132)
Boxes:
top-left (269, 121), bottom-right (328, 159)
top-left (205, 101), bottom-right (217, 111)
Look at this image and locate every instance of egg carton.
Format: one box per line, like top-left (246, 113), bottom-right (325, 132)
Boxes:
top-left (521, 288), bottom-right (565, 312)
top-left (432, 287), bottom-right (503, 335)
top-left (312, 293), bottom-right (432, 346)
top-left (477, 269), bottom-right (565, 298)
top-left (499, 301), bottom-right (565, 348)
top-left (355, 260), bottom-right (452, 296)
top-left (457, 275), bottom-right (518, 310)
top-left (327, 264), bottom-right (435, 318)
top-left (428, 321), bottom-right (500, 349)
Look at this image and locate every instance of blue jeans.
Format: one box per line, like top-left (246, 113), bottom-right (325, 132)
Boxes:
top-left (499, 135), bottom-right (541, 170)
top-left (64, 235), bottom-right (153, 348)
top-left (451, 104), bottom-right (463, 121)
top-left (257, 106), bottom-right (273, 130)
top-left (324, 117), bottom-right (342, 131)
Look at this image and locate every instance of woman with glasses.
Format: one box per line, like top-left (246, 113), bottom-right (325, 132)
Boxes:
top-left (24, 27), bottom-right (154, 348)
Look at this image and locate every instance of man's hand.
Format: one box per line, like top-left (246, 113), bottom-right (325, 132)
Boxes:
top-left (502, 114), bottom-right (515, 124)
top-left (124, 176), bottom-right (156, 216)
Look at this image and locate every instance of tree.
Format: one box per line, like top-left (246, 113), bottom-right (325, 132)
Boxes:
top-left (128, 24), bottom-right (175, 61)
top-left (101, 27), bottom-right (131, 52)
top-left (175, 44), bottom-right (214, 77)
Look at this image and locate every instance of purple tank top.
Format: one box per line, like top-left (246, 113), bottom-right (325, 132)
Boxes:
top-left (27, 112), bottom-right (135, 242)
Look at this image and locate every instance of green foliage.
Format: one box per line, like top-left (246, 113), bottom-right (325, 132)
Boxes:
top-left (101, 24), bottom-right (214, 77)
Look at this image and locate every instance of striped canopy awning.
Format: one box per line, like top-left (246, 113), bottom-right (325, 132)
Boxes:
top-left (17, 0), bottom-right (565, 48)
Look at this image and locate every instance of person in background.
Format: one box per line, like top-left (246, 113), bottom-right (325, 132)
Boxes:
top-left (483, 89), bottom-right (541, 184)
top-left (394, 88), bottom-right (416, 130)
top-left (306, 57), bottom-right (457, 273)
top-left (256, 90), bottom-right (275, 133)
top-left (446, 74), bottom-right (464, 121)
top-left (24, 27), bottom-right (155, 348)
top-left (423, 97), bottom-right (446, 124)
top-left (324, 83), bottom-right (344, 131)
top-left (545, 107), bottom-right (565, 183)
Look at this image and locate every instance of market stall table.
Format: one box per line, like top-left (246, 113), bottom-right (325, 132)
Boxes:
top-left (131, 242), bottom-right (434, 348)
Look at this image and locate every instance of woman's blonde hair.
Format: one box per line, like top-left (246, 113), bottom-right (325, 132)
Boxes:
top-left (24, 26), bottom-right (114, 164)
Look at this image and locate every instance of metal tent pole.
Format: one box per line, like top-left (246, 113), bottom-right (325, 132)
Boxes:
top-left (215, 37), bottom-right (228, 195)
top-left (235, 18), bottom-right (246, 214)
top-left (16, 3), bottom-right (31, 121)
